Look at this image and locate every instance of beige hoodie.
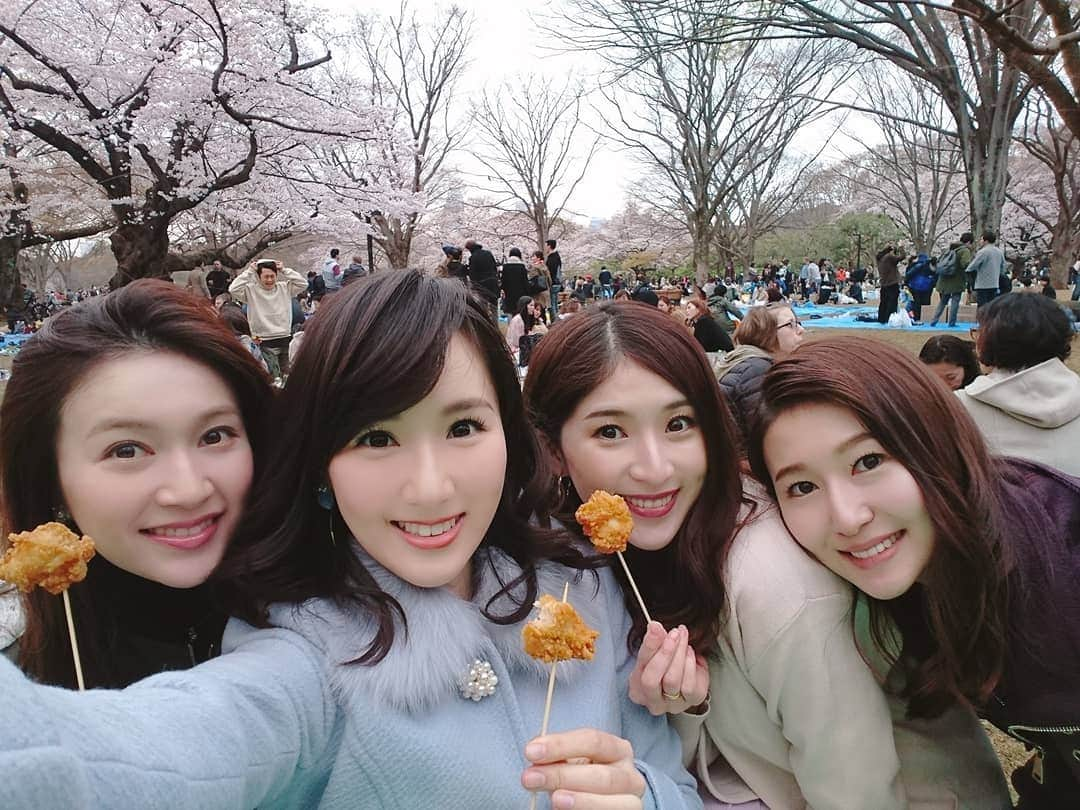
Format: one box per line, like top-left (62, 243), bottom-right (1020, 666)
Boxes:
top-left (956, 358), bottom-right (1080, 477)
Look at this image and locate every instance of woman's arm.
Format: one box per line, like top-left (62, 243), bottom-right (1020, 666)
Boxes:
top-left (0, 621), bottom-right (337, 808)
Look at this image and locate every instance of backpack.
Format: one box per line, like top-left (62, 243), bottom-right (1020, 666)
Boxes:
top-left (936, 249), bottom-right (959, 278)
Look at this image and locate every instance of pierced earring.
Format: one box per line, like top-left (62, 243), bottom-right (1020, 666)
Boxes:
top-left (558, 475), bottom-right (574, 504)
top-left (52, 505), bottom-right (72, 525)
top-left (316, 484), bottom-right (335, 511)
top-left (327, 511), bottom-right (337, 548)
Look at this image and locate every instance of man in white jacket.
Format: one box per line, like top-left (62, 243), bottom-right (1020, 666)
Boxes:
top-left (957, 292), bottom-right (1080, 476)
top-left (229, 260), bottom-right (307, 375)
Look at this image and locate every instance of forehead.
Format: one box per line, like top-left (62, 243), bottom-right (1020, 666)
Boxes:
top-left (573, 360), bottom-right (687, 414)
top-left (60, 352), bottom-right (238, 434)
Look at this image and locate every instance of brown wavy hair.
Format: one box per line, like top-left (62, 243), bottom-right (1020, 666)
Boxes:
top-left (523, 302), bottom-right (749, 655)
top-left (1, 280), bottom-right (273, 687)
top-left (733, 305), bottom-right (783, 354)
top-left (746, 336), bottom-right (1010, 717)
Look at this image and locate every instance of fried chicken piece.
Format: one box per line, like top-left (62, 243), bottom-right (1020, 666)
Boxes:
top-left (522, 594), bottom-right (599, 664)
top-left (575, 490), bottom-right (633, 554)
top-left (0, 522), bottom-right (95, 595)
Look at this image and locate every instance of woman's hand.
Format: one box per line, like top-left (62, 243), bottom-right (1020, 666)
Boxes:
top-left (522, 728), bottom-right (645, 809)
top-left (628, 622), bottom-right (709, 716)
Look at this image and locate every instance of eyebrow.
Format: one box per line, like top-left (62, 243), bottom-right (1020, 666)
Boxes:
top-left (441, 397), bottom-right (497, 417)
top-left (583, 399), bottom-right (691, 420)
top-left (87, 406), bottom-right (241, 436)
top-left (771, 430), bottom-right (874, 482)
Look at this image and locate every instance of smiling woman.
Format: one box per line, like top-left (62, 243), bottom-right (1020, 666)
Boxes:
top-left (0, 280), bottom-right (273, 688)
top-left (747, 336), bottom-right (1080, 806)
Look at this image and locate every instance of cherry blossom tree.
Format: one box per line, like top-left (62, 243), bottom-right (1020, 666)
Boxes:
top-left (0, 0), bottom-right (388, 287)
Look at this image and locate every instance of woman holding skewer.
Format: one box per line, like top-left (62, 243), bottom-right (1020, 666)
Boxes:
top-left (523, 302), bottom-right (1010, 810)
top-left (0, 280), bottom-right (272, 688)
top-left (0, 271), bottom-right (700, 810)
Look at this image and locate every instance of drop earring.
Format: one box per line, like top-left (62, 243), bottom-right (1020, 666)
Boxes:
top-left (558, 475), bottom-right (574, 504)
top-left (316, 484), bottom-right (335, 511)
top-left (52, 505), bottom-right (72, 525)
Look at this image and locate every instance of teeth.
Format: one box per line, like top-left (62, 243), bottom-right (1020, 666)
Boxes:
top-left (850, 533), bottom-right (899, 560)
top-left (625, 493), bottom-right (675, 510)
top-left (397, 517), bottom-right (459, 537)
top-left (149, 517), bottom-right (214, 538)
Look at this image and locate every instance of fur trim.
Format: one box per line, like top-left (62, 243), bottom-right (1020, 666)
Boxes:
top-left (269, 547), bottom-right (604, 713)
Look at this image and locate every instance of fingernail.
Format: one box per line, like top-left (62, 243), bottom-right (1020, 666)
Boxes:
top-left (554, 794), bottom-right (575, 809)
top-left (525, 741), bottom-right (545, 760)
top-left (523, 770), bottom-right (545, 789)
top-left (647, 621), bottom-right (664, 639)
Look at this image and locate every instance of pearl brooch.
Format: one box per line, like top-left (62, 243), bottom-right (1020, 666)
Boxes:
top-left (458, 658), bottom-right (498, 701)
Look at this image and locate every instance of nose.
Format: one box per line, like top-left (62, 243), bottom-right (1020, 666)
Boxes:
top-left (156, 451), bottom-right (215, 508)
top-left (827, 480), bottom-right (874, 537)
top-left (401, 442), bottom-right (455, 505)
top-left (628, 432), bottom-right (675, 487)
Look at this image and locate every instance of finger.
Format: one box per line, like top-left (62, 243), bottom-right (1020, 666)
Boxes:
top-left (630, 622), bottom-right (667, 679)
top-left (638, 627), bottom-right (680, 696)
top-left (522, 762), bottom-right (645, 798)
top-left (549, 790), bottom-right (644, 809)
top-left (660, 627), bottom-right (688, 698)
top-left (525, 729), bottom-right (634, 766)
top-left (681, 644), bottom-right (708, 706)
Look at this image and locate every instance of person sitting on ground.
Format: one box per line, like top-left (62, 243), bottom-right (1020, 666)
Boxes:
top-left (918, 335), bottom-right (980, 391)
top-left (685, 298), bottom-right (733, 354)
top-left (714, 303), bottom-right (804, 441)
top-left (956, 292), bottom-right (1080, 476)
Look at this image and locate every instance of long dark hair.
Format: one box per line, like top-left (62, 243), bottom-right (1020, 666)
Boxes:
top-left (1, 279), bottom-right (273, 687)
top-left (917, 335), bottom-right (980, 388)
top-left (746, 336), bottom-right (1012, 717)
top-left (220, 270), bottom-right (596, 664)
top-left (523, 302), bottom-right (748, 655)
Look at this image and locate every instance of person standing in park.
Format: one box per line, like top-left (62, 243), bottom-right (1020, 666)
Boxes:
top-left (545, 239), bottom-right (563, 319)
top-left (598, 265), bottom-right (613, 298)
top-left (876, 243), bottom-right (903, 324)
top-left (187, 264), bottom-right (211, 299)
top-left (966, 231), bottom-right (1007, 308)
top-left (499, 248), bottom-right (529, 316)
top-left (464, 239), bottom-right (499, 315)
top-left (229, 259), bottom-right (307, 376)
top-left (320, 248), bottom-right (342, 295)
top-left (206, 260), bottom-right (232, 300)
top-left (929, 233), bottom-right (973, 327)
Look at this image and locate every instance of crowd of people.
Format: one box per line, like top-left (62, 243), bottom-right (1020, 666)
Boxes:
top-left (0, 243), bottom-right (1078, 810)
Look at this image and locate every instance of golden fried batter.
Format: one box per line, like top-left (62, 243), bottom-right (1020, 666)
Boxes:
top-left (575, 490), bottom-right (633, 553)
top-left (522, 594), bottom-right (599, 663)
top-left (0, 522), bottom-right (95, 595)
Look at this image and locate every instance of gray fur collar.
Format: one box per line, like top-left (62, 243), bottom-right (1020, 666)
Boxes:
top-left (270, 546), bottom-right (603, 713)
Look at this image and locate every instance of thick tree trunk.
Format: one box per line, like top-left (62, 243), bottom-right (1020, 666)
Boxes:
top-left (109, 222), bottom-right (171, 288)
top-left (0, 233), bottom-right (21, 313)
top-left (1048, 213), bottom-right (1077, 289)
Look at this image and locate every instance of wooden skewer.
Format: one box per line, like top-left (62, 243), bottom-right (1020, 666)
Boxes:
top-left (616, 550), bottom-right (652, 624)
top-left (62, 590), bottom-right (86, 691)
top-left (528, 582), bottom-right (570, 810)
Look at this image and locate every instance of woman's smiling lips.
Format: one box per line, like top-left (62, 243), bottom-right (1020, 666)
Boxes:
top-left (622, 490), bottom-right (679, 519)
top-left (392, 514), bottom-right (465, 550)
top-left (842, 530), bottom-right (904, 569)
top-left (140, 513), bottom-right (222, 551)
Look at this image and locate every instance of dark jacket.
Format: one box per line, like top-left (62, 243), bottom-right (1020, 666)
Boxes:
top-left (691, 315), bottom-right (733, 353)
top-left (983, 458), bottom-right (1080, 807)
top-left (500, 260), bottom-right (529, 313)
top-left (715, 348), bottom-right (772, 439)
top-left (467, 248), bottom-right (499, 303)
top-left (876, 247), bottom-right (902, 287)
top-left (545, 251), bottom-right (563, 286)
top-left (206, 268), bottom-right (231, 298)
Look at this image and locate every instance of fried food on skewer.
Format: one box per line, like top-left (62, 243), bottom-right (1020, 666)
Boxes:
top-left (0, 522), bottom-right (95, 594)
top-left (575, 490), bottom-right (633, 553)
top-left (522, 594), bottom-right (599, 664)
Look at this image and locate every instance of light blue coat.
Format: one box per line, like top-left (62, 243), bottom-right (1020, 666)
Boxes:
top-left (0, 547), bottom-right (700, 809)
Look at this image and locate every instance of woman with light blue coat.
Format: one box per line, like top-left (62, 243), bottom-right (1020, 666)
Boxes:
top-left (0, 271), bottom-right (700, 810)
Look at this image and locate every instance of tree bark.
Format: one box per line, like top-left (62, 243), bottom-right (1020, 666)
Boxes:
top-left (0, 232), bottom-right (21, 314)
top-left (109, 221), bottom-right (172, 289)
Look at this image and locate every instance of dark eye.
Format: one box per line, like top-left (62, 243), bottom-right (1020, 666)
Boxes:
top-left (356, 430), bottom-right (395, 449)
top-left (595, 424), bottom-right (626, 440)
top-left (448, 418), bottom-right (486, 439)
top-left (108, 443), bottom-right (144, 460)
top-left (786, 480), bottom-right (816, 497)
top-left (667, 415), bottom-right (696, 432)
top-left (853, 453), bottom-right (884, 473)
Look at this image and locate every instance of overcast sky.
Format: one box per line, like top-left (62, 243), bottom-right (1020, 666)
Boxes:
top-left (316, 0), bottom-right (869, 222)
